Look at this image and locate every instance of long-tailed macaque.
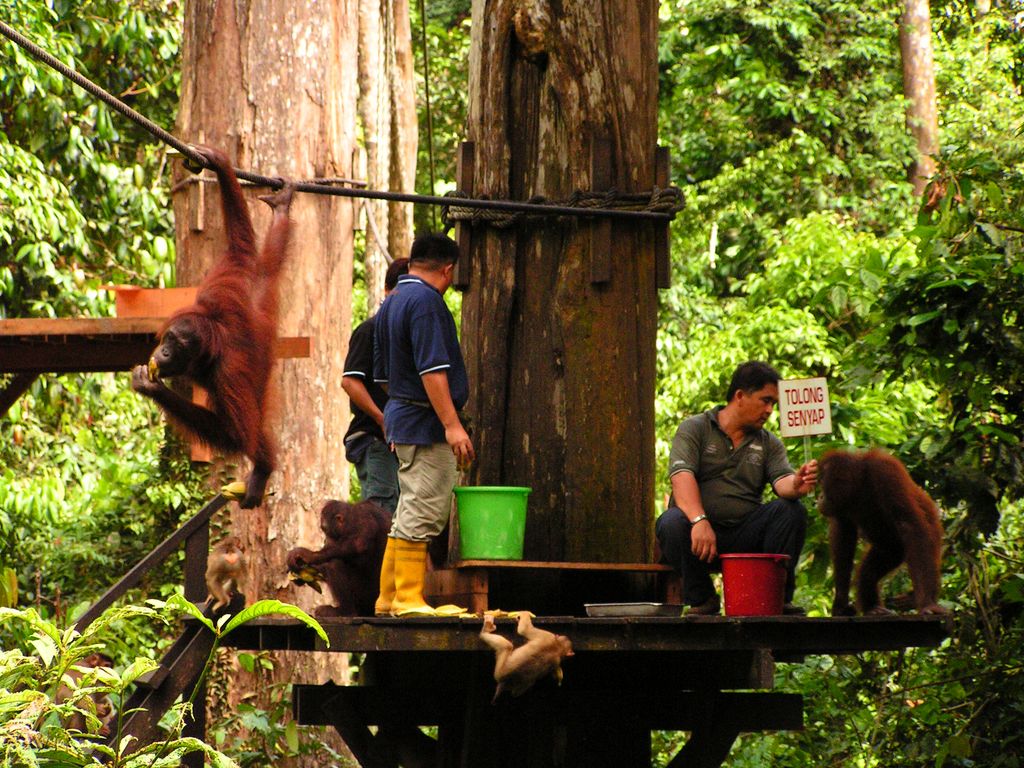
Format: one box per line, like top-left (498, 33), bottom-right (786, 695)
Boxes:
top-left (479, 613), bottom-right (574, 703)
top-left (206, 536), bottom-right (247, 611)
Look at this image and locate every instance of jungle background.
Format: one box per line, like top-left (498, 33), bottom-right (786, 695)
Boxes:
top-left (1, 0), bottom-right (1023, 766)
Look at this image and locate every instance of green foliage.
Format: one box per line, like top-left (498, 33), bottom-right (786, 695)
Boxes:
top-left (2, 0), bottom-right (1023, 765)
top-left (869, 143), bottom-right (1024, 535)
top-left (0, 598), bottom-right (327, 767)
top-left (0, 0), bottom-right (181, 318)
top-left (0, 602), bottom-right (238, 767)
top-left (0, 372), bottom-right (209, 635)
top-left (410, 0), bottom-right (470, 232)
top-left (209, 654), bottom-right (351, 767)
top-left (0, 0), bottom-right (204, 647)
top-left (653, 1), bottom-right (1024, 765)
top-left (659, 0), bottom-right (918, 289)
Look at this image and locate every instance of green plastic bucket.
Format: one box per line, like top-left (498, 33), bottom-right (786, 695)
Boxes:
top-left (453, 486), bottom-right (531, 560)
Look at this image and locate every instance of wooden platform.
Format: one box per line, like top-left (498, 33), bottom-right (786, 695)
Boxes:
top-left (221, 613), bottom-right (950, 768)
top-left (0, 317), bottom-right (309, 416)
top-left (0, 317), bottom-right (309, 373)
top-left (222, 612), bottom-right (951, 655)
top-left (425, 559), bottom-right (682, 616)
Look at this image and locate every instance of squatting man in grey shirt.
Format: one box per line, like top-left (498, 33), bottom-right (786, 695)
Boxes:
top-left (656, 361), bottom-right (818, 615)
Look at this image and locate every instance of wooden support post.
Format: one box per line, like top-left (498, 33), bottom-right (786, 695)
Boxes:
top-left (183, 521), bottom-right (210, 603)
top-left (655, 145), bottom-right (672, 289)
top-left (590, 136), bottom-right (613, 284)
top-left (453, 141), bottom-right (475, 290)
top-left (0, 372), bottom-right (37, 418)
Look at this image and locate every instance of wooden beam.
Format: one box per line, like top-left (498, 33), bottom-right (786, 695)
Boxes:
top-left (590, 136), bottom-right (613, 284)
top-left (0, 318), bottom-right (310, 375)
top-left (655, 145), bottom-right (672, 289)
top-left (450, 559), bottom-right (674, 571)
top-left (294, 684), bottom-right (802, 732)
top-left (75, 494), bottom-right (229, 634)
top-left (0, 372), bottom-right (37, 417)
top-left (453, 141), bottom-right (475, 290)
top-left (223, 613), bottom-right (951, 656)
top-left (114, 624), bottom-right (216, 754)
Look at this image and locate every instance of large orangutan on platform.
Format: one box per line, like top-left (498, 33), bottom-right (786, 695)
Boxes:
top-left (817, 448), bottom-right (947, 616)
top-left (131, 145), bottom-right (294, 509)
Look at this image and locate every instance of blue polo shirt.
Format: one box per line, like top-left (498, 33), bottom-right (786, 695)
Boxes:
top-left (373, 274), bottom-right (469, 445)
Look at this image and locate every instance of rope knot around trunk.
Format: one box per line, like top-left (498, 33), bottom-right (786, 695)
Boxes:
top-left (441, 186), bottom-right (684, 230)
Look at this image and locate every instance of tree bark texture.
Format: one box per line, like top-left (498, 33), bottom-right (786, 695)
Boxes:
top-left (358, 0), bottom-right (390, 307)
top-left (175, 0), bottom-right (357, 756)
top-left (899, 0), bottom-right (939, 196)
top-left (462, 0), bottom-right (659, 563)
top-left (388, 0), bottom-right (417, 262)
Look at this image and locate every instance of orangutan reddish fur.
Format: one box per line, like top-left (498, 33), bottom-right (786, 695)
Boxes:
top-left (817, 448), bottom-right (946, 616)
top-left (286, 500), bottom-right (391, 617)
top-left (131, 145), bottom-right (293, 508)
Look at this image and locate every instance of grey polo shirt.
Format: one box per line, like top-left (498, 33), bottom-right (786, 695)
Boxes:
top-left (668, 407), bottom-right (794, 526)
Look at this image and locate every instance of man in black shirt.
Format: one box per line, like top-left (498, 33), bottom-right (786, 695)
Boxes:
top-left (341, 258), bottom-right (409, 513)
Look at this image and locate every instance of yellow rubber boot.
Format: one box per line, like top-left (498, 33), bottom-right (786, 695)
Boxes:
top-left (374, 537), bottom-right (398, 616)
top-left (391, 539), bottom-right (435, 616)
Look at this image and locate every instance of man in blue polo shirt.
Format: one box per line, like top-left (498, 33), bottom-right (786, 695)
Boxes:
top-left (656, 361), bottom-right (817, 615)
top-left (372, 233), bottom-right (474, 616)
top-left (341, 257), bottom-right (409, 514)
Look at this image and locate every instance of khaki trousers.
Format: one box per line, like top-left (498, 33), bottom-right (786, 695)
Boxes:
top-left (389, 442), bottom-right (457, 541)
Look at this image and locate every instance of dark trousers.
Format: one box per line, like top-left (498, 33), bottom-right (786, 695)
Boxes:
top-left (655, 499), bottom-right (807, 605)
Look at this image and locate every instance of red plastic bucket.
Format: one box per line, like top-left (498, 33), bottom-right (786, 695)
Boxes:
top-left (719, 553), bottom-right (790, 616)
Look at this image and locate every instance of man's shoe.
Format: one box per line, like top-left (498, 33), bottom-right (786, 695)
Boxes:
top-left (782, 603), bottom-right (806, 616)
top-left (685, 596), bottom-right (721, 616)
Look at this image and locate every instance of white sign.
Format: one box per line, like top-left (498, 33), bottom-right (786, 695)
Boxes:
top-left (778, 377), bottom-right (832, 438)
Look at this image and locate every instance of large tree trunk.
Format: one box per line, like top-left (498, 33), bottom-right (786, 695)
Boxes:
top-left (461, 0), bottom-right (659, 563)
top-left (175, 0), bottom-right (356, 760)
top-left (899, 0), bottom-right (939, 196)
top-left (358, 0), bottom-right (390, 307)
top-left (388, 0), bottom-right (417, 263)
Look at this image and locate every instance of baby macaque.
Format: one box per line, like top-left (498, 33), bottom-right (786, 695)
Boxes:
top-left (479, 612), bottom-right (574, 703)
top-left (206, 536), bottom-right (247, 611)
top-left (56, 652), bottom-right (115, 736)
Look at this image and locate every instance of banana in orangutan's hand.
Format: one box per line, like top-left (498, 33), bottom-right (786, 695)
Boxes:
top-left (220, 481), bottom-right (248, 500)
top-left (147, 357), bottom-right (159, 382)
top-left (288, 564), bottom-right (325, 593)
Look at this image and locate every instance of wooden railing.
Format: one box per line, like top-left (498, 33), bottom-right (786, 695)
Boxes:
top-left (74, 493), bottom-right (228, 634)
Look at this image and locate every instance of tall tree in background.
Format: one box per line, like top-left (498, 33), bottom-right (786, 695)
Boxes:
top-left (462, 0), bottom-right (660, 562)
top-left (899, 0), bottom-right (939, 195)
top-left (174, 0), bottom-right (356, 755)
top-left (358, 0), bottom-right (416, 308)
top-left (388, 0), bottom-right (417, 268)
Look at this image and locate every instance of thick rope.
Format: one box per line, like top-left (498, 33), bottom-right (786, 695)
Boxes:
top-left (442, 186), bottom-right (685, 229)
top-left (0, 19), bottom-right (681, 223)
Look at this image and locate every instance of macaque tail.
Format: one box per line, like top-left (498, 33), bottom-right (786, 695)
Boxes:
top-left (491, 682), bottom-right (506, 705)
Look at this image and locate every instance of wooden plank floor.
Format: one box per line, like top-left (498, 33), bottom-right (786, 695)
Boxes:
top-left (221, 613), bottom-right (951, 655)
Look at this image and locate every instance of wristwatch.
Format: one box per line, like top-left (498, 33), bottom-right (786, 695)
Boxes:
top-left (690, 514), bottom-right (709, 525)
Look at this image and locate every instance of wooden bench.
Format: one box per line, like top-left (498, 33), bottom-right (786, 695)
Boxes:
top-left (424, 559), bottom-right (682, 615)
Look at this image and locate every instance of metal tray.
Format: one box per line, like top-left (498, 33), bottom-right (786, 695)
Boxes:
top-left (584, 602), bottom-right (683, 617)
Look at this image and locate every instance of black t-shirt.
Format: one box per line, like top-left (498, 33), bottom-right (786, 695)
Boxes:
top-left (343, 315), bottom-right (389, 446)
